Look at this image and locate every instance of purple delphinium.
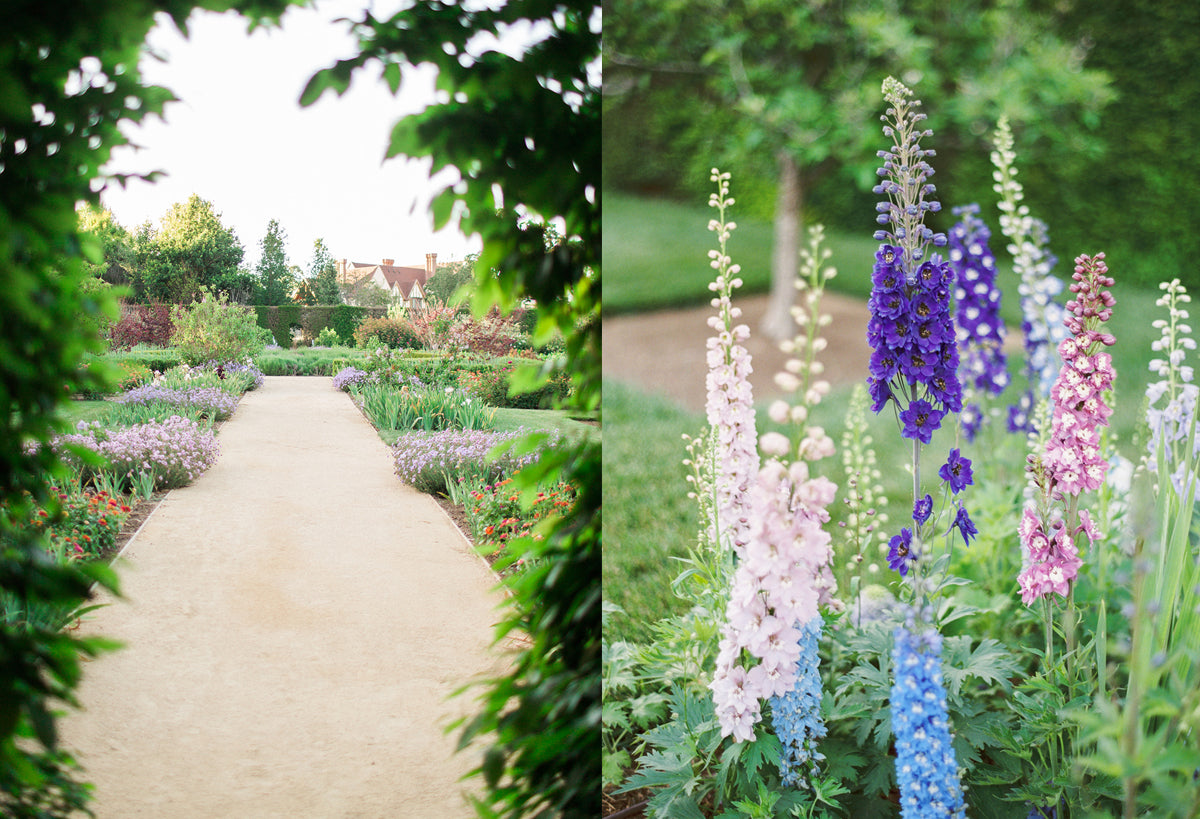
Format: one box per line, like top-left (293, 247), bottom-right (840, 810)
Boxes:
top-left (867, 78), bottom-right (960, 439)
top-left (947, 204), bottom-right (1008, 440)
top-left (887, 527), bottom-right (916, 576)
top-left (938, 448), bottom-right (973, 494)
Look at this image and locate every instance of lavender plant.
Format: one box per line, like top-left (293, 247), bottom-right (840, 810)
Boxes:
top-left (53, 416), bottom-right (221, 491)
top-left (991, 116), bottom-right (1068, 433)
top-left (948, 203), bottom-right (1008, 441)
top-left (392, 428), bottom-right (542, 495)
top-left (117, 384), bottom-right (240, 422)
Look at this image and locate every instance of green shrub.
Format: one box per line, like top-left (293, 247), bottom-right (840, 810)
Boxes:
top-left (172, 289), bottom-right (268, 366)
top-left (457, 357), bottom-right (572, 408)
top-left (105, 348), bottom-right (181, 373)
top-left (315, 327), bottom-right (341, 347)
top-left (255, 348), bottom-right (363, 376)
top-left (352, 316), bottom-right (423, 349)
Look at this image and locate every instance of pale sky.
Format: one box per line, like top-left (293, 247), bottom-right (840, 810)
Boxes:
top-left (101, 0), bottom-right (480, 274)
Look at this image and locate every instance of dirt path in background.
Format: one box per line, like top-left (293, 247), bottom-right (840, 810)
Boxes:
top-left (602, 291), bottom-right (874, 412)
top-left (61, 377), bottom-right (508, 818)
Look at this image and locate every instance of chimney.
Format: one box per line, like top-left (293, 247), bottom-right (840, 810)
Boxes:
top-left (425, 253), bottom-right (437, 277)
top-left (381, 258), bottom-right (395, 266)
top-left (336, 259), bottom-right (347, 282)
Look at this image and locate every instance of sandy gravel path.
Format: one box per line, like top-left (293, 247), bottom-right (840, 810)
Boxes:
top-left (603, 292), bottom-right (874, 412)
top-left (61, 376), bottom-right (507, 818)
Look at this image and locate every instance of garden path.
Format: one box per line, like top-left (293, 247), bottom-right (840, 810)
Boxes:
top-left (60, 376), bottom-right (508, 818)
top-left (603, 291), bottom-right (874, 412)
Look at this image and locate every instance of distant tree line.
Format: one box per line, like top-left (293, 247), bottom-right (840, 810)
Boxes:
top-left (78, 195), bottom-right (345, 306)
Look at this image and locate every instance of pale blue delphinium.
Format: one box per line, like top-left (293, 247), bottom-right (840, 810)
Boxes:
top-left (891, 626), bottom-right (967, 819)
top-left (767, 616), bottom-right (826, 789)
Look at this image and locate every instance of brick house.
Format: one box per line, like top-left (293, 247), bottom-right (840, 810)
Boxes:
top-left (336, 253), bottom-right (438, 311)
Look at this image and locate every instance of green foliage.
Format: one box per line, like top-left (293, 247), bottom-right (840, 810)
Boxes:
top-left (77, 203), bottom-right (135, 286)
top-left (254, 218), bottom-right (294, 305)
top-left (254, 347), bottom-right (362, 376)
top-left (314, 326), bottom-right (341, 347)
top-left (331, 304), bottom-right (368, 344)
top-left (309, 237), bottom-right (342, 304)
top-left (352, 316), bottom-right (422, 349)
top-left (171, 288), bottom-right (269, 366)
top-left (140, 194), bottom-right (248, 303)
top-left (425, 254), bottom-right (478, 306)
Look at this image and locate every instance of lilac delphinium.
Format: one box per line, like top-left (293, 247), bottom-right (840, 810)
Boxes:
top-left (947, 204), bottom-right (1008, 440)
top-left (767, 616), bottom-right (826, 789)
top-left (710, 458), bottom-right (837, 741)
top-left (1145, 279), bottom-right (1200, 496)
top-left (991, 116), bottom-right (1068, 433)
top-left (890, 626), bottom-right (967, 819)
top-left (1017, 254), bottom-right (1116, 606)
top-left (705, 169), bottom-right (759, 557)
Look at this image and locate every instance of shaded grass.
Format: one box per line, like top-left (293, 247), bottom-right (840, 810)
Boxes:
top-left (602, 381), bottom-right (704, 643)
top-left (604, 189), bottom-right (882, 314)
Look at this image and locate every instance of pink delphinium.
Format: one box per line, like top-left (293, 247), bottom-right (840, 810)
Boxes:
top-left (705, 169), bottom-right (759, 556)
top-left (710, 458), bottom-right (838, 740)
top-left (1017, 253), bottom-right (1116, 605)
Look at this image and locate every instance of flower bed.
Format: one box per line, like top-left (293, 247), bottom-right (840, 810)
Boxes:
top-left (607, 81), bottom-right (1200, 819)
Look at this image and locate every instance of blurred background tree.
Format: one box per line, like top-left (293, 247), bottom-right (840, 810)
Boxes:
top-left (605, 0), bottom-right (1200, 324)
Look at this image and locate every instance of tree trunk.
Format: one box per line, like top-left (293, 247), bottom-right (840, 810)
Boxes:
top-left (762, 151), bottom-right (802, 340)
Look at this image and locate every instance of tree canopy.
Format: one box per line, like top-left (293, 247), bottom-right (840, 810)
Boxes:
top-left (605, 0), bottom-right (1118, 325)
top-left (309, 237), bottom-right (342, 305)
top-left (254, 218), bottom-right (293, 305)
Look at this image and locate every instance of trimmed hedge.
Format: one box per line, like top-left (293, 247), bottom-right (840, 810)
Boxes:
top-left (255, 349), bottom-right (365, 376)
top-left (252, 304), bottom-right (388, 348)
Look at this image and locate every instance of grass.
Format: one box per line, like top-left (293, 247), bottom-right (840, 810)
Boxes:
top-left (604, 189), bottom-right (881, 314)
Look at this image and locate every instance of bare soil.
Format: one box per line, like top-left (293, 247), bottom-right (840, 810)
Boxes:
top-left (602, 291), bottom-right (874, 411)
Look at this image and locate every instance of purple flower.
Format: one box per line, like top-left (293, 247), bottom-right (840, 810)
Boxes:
top-left (887, 528), bottom-right (916, 576)
top-left (938, 448), bottom-right (973, 493)
top-left (899, 399), bottom-right (939, 445)
top-left (913, 494), bottom-right (933, 526)
top-left (949, 503), bottom-right (977, 547)
top-left (948, 204), bottom-right (1008, 432)
top-left (867, 79), bottom-right (960, 445)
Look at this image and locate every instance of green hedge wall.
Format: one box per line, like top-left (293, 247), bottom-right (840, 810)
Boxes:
top-left (251, 305), bottom-right (387, 347)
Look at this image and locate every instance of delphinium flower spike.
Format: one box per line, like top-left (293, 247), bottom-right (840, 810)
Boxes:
top-left (1144, 278), bottom-right (1200, 497)
top-left (890, 626), bottom-right (968, 818)
top-left (703, 168), bottom-right (760, 557)
top-left (1017, 253), bottom-right (1116, 606)
top-left (869, 77), bottom-right (974, 588)
top-left (947, 203), bottom-right (1008, 440)
top-left (708, 192), bottom-right (839, 762)
top-left (991, 116), bottom-right (1068, 433)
